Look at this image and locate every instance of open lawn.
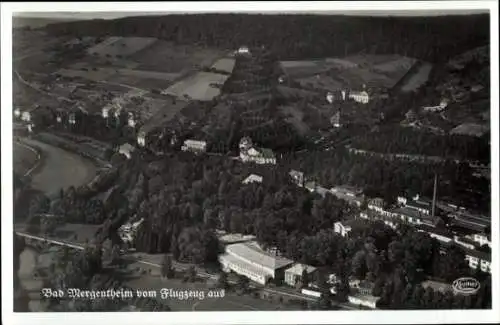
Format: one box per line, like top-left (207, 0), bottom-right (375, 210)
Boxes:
top-left (401, 62), bottom-right (433, 92)
top-left (211, 58), bottom-right (236, 74)
top-left (131, 40), bottom-right (223, 73)
top-left (87, 37), bottom-right (157, 57)
top-left (162, 72), bottom-right (230, 101)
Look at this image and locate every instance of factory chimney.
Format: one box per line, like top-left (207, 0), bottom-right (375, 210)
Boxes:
top-left (431, 173), bottom-right (438, 218)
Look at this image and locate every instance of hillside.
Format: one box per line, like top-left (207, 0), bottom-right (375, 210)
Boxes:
top-left (44, 14), bottom-right (489, 62)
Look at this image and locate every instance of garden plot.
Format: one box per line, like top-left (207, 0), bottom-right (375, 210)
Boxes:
top-left (131, 40), bottom-right (223, 73)
top-left (87, 37), bottom-right (157, 57)
top-left (162, 72), bottom-right (230, 101)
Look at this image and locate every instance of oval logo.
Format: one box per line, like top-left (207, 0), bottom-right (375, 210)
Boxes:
top-left (452, 277), bottom-right (480, 295)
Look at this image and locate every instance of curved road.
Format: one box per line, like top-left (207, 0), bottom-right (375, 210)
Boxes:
top-left (17, 138), bottom-right (97, 198)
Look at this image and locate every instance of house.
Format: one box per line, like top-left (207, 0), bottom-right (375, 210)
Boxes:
top-left (216, 231), bottom-right (256, 245)
top-left (367, 198), bottom-right (386, 213)
top-left (390, 207), bottom-right (435, 226)
top-left (416, 224), bottom-right (453, 244)
top-left (423, 99), bottom-right (449, 112)
top-left (284, 263), bottom-right (317, 287)
top-left (14, 108), bottom-right (21, 118)
top-left (239, 137), bottom-right (276, 165)
top-left (334, 221), bottom-right (352, 238)
top-left (453, 236), bottom-right (477, 250)
top-left (351, 280), bottom-right (375, 296)
top-left (465, 233), bottom-right (491, 248)
top-left (326, 92), bottom-right (334, 104)
top-left (464, 249), bottom-right (491, 273)
top-left (405, 199), bottom-right (432, 215)
top-left (348, 293), bottom-right (380, 309)
top-left (118, 218), bottom-right (144, 245)
top-left (330, 111), bottom-right (342, 128)
top-left (181, 139), bottom-right (207, 153)
top-left (218, 241), bottom-right (294, 285)
top-left (137, 130), bottom-right (147, 147)
top-left (128, 112), bottom-right (136, 128)
top-left (449, 210), bottom-right (490, 233)
top-left (118, 143), bottom-right (136, 160)
top-left (242, 174), bottom-right (263, 185)
top-left (348, 90), bottom-right (370, 104)
top-left (237, 46), bottom-right (250, 55)
top-left (289, 170), bottom-right (305, 187)
top-left (330, 186), bottom-right (364, 207)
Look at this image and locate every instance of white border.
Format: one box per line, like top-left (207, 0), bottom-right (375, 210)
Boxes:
top-left (1, 2), bottom-right (499, 325)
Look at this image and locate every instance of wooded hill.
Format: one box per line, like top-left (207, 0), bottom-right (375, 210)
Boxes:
top-left (44, 14), bottom-right (489, 62)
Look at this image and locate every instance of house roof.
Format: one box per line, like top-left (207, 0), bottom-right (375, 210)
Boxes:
top-left (285, 263), bottom-right (317, 275)
top-left (119, 143), bottom-right (135, 153)
top-left (406, 200), bottom-right (431, 211)
top-left (391, 207), bottom-right (426, 219)
top-left (226, 241), bottom-right (294, 271)
top-left (242, 174), bottom-right (263, 184)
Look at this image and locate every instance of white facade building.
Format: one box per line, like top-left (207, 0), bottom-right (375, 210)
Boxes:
top-left (423, 99), bottom-right (449, 112)
top-left (118, 143), bottom-right (136, 160)
top-left (21, 111), bottom-right (32, 122)
top-left (348, 294), bottom-right (380, 309)
top-left (348, 91), bottom-right (370, 104)
top-left (334, 221), bottom-right (352, 237)
top-left (14, 108), bottom-right (21, 118)
top-left (284, 263), bottom-right (317, 287)
top-left (239, 137), bottom-right (276, 165)
top-left (181, 139), bottom-right (207, 153)
top-left (218, 241), bottom-right (293, 285)
top-left (242, 174), bottom-right (263, 185)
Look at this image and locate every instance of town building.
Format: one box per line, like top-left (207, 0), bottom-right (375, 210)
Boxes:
top-left (181, 139), bottom-right (207, 153)
top-left (422, 99), bottom-right (449, 112)
top-left (216, 230), bottom-right (256, 245)
top-left (330, 186), bottom-right (364, 207)
top-left (218, 241), bottom-right (294, 285)
top-left (464, 249), bottom-right (491, 273)
top-left (242, 174), bottom-right (263, 185)
top-left (334, 221), bottom-right (352, 238)
top-left (128, 112), bottom-right (136, 128)
top-left (330, 111), bottom-right (342, 128)
top-left (237, 46), bottom-right (251, 55)
top-left (326, 92), bottom-right (335, 104)
top-left (347, 293), bottom-right (380, 309)
top-left (118, 218), bottom-right (144, 245)
top-left (239, 137), bottom-right (277, 165)
top-left (367, 198), bottom-right (386, 214)
top-left (448, 210), bottom-right (490, 233)
top-left (118, 143), bottom-right (136, 160)
top-left (14, 108), bottom-right (21, 118)
top-left (389, 207), bottom-right (435, 227)
top-left (284, 263), bottom-right (317, 287)
top-left (348, 90), bottom-right (370, 104)
top-left (465, 232), bottom-right (491, 248)
top-left (289, 170), bottom-right (305, 187)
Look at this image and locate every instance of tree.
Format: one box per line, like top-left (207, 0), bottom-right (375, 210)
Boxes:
top-left (217, 272), bottom-right (229, 290)
top-left (237, 274), bottom-right (250, 294)
top-left (161, 254), bottom-right (175, 278)
top-left (301, 269), bottom-right (310, 289)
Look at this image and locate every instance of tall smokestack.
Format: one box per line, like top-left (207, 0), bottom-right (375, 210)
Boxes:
top-left (431, 173), bottom-right (438, 218)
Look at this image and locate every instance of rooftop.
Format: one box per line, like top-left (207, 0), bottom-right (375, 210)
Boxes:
top-left (285, 263), bottom-right (317, 276)
top-left (226, 241), bottom-right (294, 271)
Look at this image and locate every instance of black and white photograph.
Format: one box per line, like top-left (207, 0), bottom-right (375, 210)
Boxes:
top-left (1, 1), bottom-right (499, 324)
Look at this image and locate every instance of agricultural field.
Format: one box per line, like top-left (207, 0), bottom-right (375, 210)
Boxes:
top-left (87, 37), bottom-right (157, 57)
top-left (400, 62), bottom-right (433, 92)
top-left (140, 100), bottom-right (189, 133)
top-left (281, 54), bottom-right (417, 90)
top-left (450, 123), bottom-right (489, 137)
top-left (131, 40), bottom-right (223, 73)
top-left (211, 58), bottom-right (236, 74)
top-left (162, 72), bottom-right (230, 101)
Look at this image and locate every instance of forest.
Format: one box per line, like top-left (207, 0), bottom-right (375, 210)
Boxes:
top-left (44, 14), bottom-right (489, 62)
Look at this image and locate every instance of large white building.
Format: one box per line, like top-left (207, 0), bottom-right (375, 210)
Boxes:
top-left (239, 137), bottom-right (277, 165)
top-left (348, 90), bottom-right (370, 104)
top-left (219, 241), bottom-right (294, 285)
top-left (181, 139), bottom-right (207, 153)
top-left (118, 143), bottom-right (136, 160)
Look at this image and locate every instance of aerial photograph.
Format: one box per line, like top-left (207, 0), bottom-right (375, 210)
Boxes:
top-left (9, 6), bottom-right (494, 315)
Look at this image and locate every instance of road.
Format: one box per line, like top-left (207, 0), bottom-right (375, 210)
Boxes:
top-left (16, 138), bottom-right (97, 198)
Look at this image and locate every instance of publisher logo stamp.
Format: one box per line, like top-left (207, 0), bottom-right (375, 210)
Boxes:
top-left (452, 277), bottom-right (480, 295)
